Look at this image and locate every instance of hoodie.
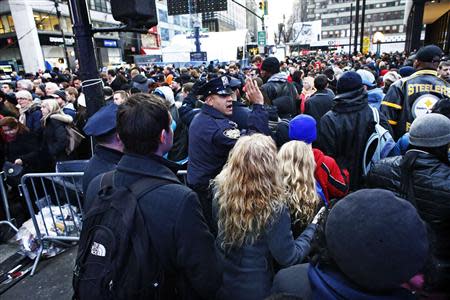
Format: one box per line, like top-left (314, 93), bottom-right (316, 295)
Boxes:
top-left (132, 74), bottom-right (152, 93)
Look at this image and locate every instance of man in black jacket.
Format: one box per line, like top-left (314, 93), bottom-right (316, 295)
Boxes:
top-left (260, 57), bottom-right (298, 115)
top-left (381, 45), bottom-right (449, 140)
top-left (304, 74), bottom-right (335, 123)
top-left (317, 71), bottom-right (391, 190)
top-left (367, 113), bottom-right (450, 294)
top-left (85, 94), bottom-right (220, 299)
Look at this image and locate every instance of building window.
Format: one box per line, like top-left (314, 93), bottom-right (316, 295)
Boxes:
top-left (89, 0), bottom-right (111, 13)
top-left (158, 9), bottom-right (168, 23)
top-left (160, 28), bottom-right (169, 41)
top-left (34, 12), bottom-right (53, 31)
top-left (0, 15), bottom-right (15, 34)
top-left (174, 15), bottom-right (181, 25)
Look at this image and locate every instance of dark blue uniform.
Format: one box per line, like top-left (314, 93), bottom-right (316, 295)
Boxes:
top-left (188, 103), bottom-right (269, 187)
top-left (231, 101), bottom-right (251, 130)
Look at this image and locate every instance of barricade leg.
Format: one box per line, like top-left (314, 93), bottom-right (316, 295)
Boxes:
top-left (30, 243), bottom-right (44, 276)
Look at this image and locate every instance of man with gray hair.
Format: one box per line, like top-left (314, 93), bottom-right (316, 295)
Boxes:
top-left (16, 79), bottom-right (33, 92)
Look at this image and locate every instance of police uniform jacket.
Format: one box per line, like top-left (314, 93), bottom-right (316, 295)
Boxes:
top-left (188, 104), bottom-right (269, 187)
top-left (82, 144), bottom-right (123, 195)
top-left (381, 69), bottom-right (450, 140)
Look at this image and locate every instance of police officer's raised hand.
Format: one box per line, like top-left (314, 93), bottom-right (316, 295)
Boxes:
top-left (245, 78), bottom-right (264, 105)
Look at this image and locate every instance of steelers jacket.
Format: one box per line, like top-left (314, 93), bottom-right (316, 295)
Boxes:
top-left (381, 69), bottom-right (450, 140)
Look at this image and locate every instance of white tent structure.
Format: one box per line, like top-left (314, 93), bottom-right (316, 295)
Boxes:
top-left (162, 29), bottom-right (248, 63)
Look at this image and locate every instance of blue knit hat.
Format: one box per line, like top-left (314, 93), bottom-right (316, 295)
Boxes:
top-left (289, 114), bottom-right (317, 144)
top-left (399, 66), bottom-right (415, 78)
top-left (336, 71), bottom-right (363, 94)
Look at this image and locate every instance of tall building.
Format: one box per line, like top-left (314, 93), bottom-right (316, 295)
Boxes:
top-left (291, 0), bottom-right (407, 52)
top-left (202, 0), bottom-right (247, 32)
top-left (1, 0), bottom-right (123, 73)
top-left (0, 0), bottom-right (192, 73)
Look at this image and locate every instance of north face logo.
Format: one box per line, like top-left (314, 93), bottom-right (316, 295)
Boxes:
top-left (91, 242), bottom-right (106, 257)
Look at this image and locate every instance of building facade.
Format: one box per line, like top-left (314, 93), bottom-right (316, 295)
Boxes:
top-left (0, 0), bottom-right (192, 73)
top-left (1, 0), bottom-right (123, 73)
top-left (202, 0), bottom-right (247, 32)
top-left (291, 0), bottom-right (407, 52)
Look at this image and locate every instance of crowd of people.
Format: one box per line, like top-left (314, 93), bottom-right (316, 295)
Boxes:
top-left (0, 44), bottom-right (450, 299)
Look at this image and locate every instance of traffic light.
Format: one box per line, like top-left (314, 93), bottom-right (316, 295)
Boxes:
top-left (258, 1), bottom-right (268, 15)
top-left (110, 0), bottom-right (158, 29)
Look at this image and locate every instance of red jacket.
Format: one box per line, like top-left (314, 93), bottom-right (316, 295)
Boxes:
top-left (313, 148), bottom-right (349, 203)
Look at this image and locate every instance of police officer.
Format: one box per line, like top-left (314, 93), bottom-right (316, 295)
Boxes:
top-left (381, 45), bottom-right (450, 140)
top-left (230, 77), bottom-right (251, 130)
top-left (188, 76), bottom-right (269, 231)
top-left (82, 103), bottom-right (124, 196)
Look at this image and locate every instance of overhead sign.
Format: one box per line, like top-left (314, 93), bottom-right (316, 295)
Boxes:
top-left (291, 20), bottom-right (322, 45)
top-left (168, 0), bottom-right (227, 15)
top-left (258, 31), bottom-right (266, 46)
top-left (190, 51), bottom-right (207, 62)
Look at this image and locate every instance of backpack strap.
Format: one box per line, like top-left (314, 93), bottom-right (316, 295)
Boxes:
top-left (370, 106), bottom-right (380, 125)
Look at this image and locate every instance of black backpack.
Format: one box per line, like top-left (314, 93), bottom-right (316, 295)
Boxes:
top-left (73, 171), bottom-right (170, 300)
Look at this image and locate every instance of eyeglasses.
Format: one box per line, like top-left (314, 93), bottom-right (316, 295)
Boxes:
top-left (16, 97), bottom-right (30, 100)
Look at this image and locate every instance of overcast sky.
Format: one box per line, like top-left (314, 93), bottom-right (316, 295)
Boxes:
top-left (266, 0), bottom-right (294, 42)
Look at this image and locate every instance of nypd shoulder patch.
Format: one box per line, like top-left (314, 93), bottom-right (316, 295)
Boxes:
top-left (223, 128), bottom-right (240, 139)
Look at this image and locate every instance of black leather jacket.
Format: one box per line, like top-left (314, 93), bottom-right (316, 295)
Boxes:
top-left (381, 69), bottom-right (450, 140)
top-left (367, 150), bottom-right (450, 260)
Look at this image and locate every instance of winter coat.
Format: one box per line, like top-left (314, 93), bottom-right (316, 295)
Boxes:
top-left (21, 104), bottom-right (42, 134)
top-left (214, 204), bottom-right (317, 300)
top-left (367, 87), bottom-right (384, 111)
top-left (131, 74), bottom-right (152, 93)
top-left (366, 150), bottom-right (450, 262)
top-left (82, 145), bottom-right (123, 195)
top-left (381, 69), bottom-right (450, 140)
top-left (272, 264), bottom-right (417, 300)
top-left (85, 154), bottom-right (221, 300)
top-left (304, 89), bottom-right (335, 123)
top-left (317, 88), bottom-right (391, 190)
top-left (313, 148), bottom-right (349, 203)
top-left (261, 73), bottom-right (299, 115)
top-left (3, 130), bottom-right (40, 172)
top-left (41, 113), bottom-right (73, 168)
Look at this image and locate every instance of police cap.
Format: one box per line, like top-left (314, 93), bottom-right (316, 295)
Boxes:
top-left (198, 76), bottom-right (234, 97)
top-left (83, 103), bottom-right (118, 137)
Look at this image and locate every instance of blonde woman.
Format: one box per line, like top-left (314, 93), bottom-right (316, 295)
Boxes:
top-left (278, 140), bottom-right (321, 238)
top-left (213, 134), bottom-right (319, 300)
top-left (300, 76), bottom-right (316, 113)
top-left (40, 99), bottom-right (73, 168)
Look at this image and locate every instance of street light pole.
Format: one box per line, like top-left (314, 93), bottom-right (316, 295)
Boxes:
top-left (54, 0), bottom-right (71, 71)
top-left (353, 0), bottom-right (360, 55)
top-left (67, 0), bottom-right (103, 117)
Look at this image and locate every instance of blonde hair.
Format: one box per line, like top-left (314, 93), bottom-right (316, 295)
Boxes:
top-left (41, 99), bottom-right (62, 125)
top-left (278, 141), bottom-right (319, 230)
top-left (214, 134), bottom-right (284, 249)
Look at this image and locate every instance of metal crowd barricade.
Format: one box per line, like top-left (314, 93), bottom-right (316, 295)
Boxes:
top-left (0, 171), bottom-right (19, 233)
top-left (20, 172), bottom-right (84, 275)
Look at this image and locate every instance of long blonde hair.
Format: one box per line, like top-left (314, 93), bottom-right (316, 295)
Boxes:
top-left (214, 134), bottom-right (284, 249)
top-left (278, 141), bottom-right (319, 230)
top-left (41, 99), bottom-right (62, 126)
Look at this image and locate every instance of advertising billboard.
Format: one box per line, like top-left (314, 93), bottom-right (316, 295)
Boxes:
top-left (291, 20), bottom-right (322, 45)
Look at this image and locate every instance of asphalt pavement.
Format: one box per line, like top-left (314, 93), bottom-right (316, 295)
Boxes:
top-left (0, 240), bottom-right (76, 300)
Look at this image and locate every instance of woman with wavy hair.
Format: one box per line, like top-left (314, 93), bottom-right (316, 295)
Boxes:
top-left (278, 140), bottom-right (320, 238)
top-left (213, 133), bottom-right (320, 300)
top-left (40, 99), bottom-right (73, 169)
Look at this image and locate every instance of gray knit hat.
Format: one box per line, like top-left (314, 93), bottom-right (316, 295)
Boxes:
top-left (409, 113), bottom-right (450, 147)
